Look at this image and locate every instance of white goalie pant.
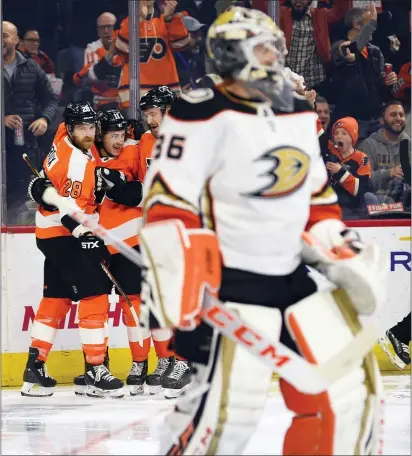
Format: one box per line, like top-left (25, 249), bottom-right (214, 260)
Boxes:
top-left (161, 293), bottom-right (382, 456)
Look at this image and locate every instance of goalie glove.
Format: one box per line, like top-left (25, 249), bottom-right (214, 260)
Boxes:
top-left (28, 176), bottom-right (57, 212)
top-left (302, 219), bottom-right (388, 315)
top-left (95, 167), bottom-right (126, 192)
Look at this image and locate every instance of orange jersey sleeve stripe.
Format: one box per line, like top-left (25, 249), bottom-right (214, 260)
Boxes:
top-left (306, 204), bottom-right (342, 231)
top-left (146, 203), bottom-right (202, 229)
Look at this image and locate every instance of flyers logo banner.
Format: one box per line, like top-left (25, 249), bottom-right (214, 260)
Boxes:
top-left (140, 38), bottom-right (167, 63)
top-left (247, 146), bottom-right (310, 197)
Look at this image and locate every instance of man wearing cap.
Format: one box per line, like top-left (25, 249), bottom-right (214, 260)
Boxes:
top-left (174, 15), bottom-right (207, 90)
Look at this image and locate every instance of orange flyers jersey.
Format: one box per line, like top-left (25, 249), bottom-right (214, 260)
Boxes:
top-left (73, 43), bottom-right (120, 105)
top-left (136, 131), bottom-right (156, 182)
top-left (328, 143), bottom-right (371, 196)
top-left (35, 129), bottom-right (98, 240)
top-left (93, 139), bottom-right (143, 254)
top-left (115, 15), bottom-right (189, 107)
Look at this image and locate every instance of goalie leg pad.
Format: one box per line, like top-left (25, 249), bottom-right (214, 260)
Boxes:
top-left (163, 303), bottom-right (281, 455)
top-left (281, 290), bottom-right (382, 455)
top-left (140, 219), bottom-right (221, 330)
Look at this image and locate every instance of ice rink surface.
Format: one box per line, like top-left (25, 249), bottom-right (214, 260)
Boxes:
top-left (2, 375), bottom-right (410, 455)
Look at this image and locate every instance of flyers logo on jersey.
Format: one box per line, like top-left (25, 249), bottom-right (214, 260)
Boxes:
top-left (140, 38), bottom-right (167, 63)
top-left (46, 145), bottom-right (59, 171)
top-left (247, 146), bottom-right (310, 198)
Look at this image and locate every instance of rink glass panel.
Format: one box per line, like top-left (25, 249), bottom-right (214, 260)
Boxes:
top-left (0, 1), bottom-right (410, 387)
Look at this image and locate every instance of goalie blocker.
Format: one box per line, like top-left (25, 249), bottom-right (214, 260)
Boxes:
top-left (139, 219), bottom-right (383, 456)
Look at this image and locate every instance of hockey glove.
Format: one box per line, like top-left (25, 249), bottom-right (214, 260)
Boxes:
top-left (95, 167), bottom-right (126, 192)
top-left (28, 176), bottom-right (57, 212)
top-left (78, 233), bottom-right (110, 266)
top-left (302, 219), bottom-right (387, 315)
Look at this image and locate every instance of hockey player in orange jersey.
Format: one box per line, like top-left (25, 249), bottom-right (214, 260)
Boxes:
top-left (23, 101), bottom-right (125, 398)
top-left (90, 107), bottom-right (177, 397)
top-left (126, 86), bottom-right (193, 398)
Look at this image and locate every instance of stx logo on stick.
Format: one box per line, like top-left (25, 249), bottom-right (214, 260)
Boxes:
top-left (203, 303), bottom-right (290, 368)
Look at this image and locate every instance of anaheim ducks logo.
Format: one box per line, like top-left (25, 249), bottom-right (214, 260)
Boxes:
top-left (247, 146), bottom-right (310, 197)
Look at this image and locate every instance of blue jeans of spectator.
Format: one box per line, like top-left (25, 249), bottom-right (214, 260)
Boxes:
top-left (356, 118), bottom-right (381, 146)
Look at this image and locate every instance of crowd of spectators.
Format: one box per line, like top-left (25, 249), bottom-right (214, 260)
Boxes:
top-left (2, 0), bottom-right (411, 224)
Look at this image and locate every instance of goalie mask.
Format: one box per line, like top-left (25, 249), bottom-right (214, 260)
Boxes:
top-left (206, 7), bottom-right (295, 111)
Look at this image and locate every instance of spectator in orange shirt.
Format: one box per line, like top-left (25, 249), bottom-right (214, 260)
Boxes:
top-left (73, 12), bottom-right (120, 110)
top-left (93, 0), bottom-right (189, 114)
top-left (326, 117), bottom-right (372, 217)
top-left (19, 29), bottom-right (55, 75)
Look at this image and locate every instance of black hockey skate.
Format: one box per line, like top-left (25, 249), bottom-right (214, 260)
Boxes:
top-left (126, 360), bottom-right (148, 396)
top-left (146, 356), bottom-right (174, 395)
top-left (162, 359), bottom-right (192, 399)
top-left (379, 330), bottom-right (411, 370)
top-left (21, 348), bottom-right (57, 397)
top-left (74, 349), bottom-right (110, 396)
top-left (387, 330), bottom-right (411, 366)
top-left (85, 363), bottom-right (124, 398)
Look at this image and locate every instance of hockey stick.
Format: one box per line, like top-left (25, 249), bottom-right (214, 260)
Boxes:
top-left (22, 153), bottom-right (42, 177)
top-left (43, 186), bottom-right (379, 394)
top-left (99, 263), bottom-right (143, 347)
top-left (22, 157), bottom-right (143, 345)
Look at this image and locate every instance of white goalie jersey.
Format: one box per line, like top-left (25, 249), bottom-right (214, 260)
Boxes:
top-left (143, 87), bottom-right (342, 275)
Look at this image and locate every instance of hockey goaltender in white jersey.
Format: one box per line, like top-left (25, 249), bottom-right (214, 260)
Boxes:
top-left (139, 7), bottom-right (387, 456)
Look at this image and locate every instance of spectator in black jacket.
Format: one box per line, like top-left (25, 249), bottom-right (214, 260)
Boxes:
top-left (330, 1), bottom-right (397, 144)
top-left (3, 21), bottom-right (59, 224)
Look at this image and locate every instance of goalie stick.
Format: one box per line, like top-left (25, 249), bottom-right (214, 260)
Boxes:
top-left (22, 155), bottom-right (143, 346)
top-left (43, 186), bottom-right (379, 395)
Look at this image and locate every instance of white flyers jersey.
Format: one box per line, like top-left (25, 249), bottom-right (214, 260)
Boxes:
top-left (143, 87), bottom-right (340, 276)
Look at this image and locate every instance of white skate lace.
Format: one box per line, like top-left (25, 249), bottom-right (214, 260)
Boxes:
top-left (40, 364), bottom-right (50, 378)
top-left (94, 365), bottom-right (115, 382)
top-left (153, 358), bottom-right (170, 376)
top-left (129, 361), bottom-right (145, 376)
top-left (400, 342), bottom-right (410, 355)
top-left (168, 360), bottom-right (189, 380)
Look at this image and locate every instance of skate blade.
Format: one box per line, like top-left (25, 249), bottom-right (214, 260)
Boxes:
top-left (378, 337), bottom-right (406, 370)
top-left (128, 385), bottom-right (144, 396)
top-left (21, 382), bottom-right (55, 397)
top-left (86, 386), bottom-right (124, 399)
top-left (74, 385), bottom-right (87, 396)
top-left (148, 385), bottom-right (163, 395)
top-left (164, 383), bottom-right (191, 400)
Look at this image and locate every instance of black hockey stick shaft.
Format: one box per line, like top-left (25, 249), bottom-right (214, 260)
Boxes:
top-left (100, 262), bottom-right (133, 309)
top-left (22, 153), bottom-right (41, 177)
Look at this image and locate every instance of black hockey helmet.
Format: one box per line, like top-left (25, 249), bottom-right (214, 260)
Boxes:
top-left (139, 86), bottom-right (177, 113)
top-left (97, 109), bottom-right (128, 133)
top-left (63, 101), bottom-right (97, 127)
